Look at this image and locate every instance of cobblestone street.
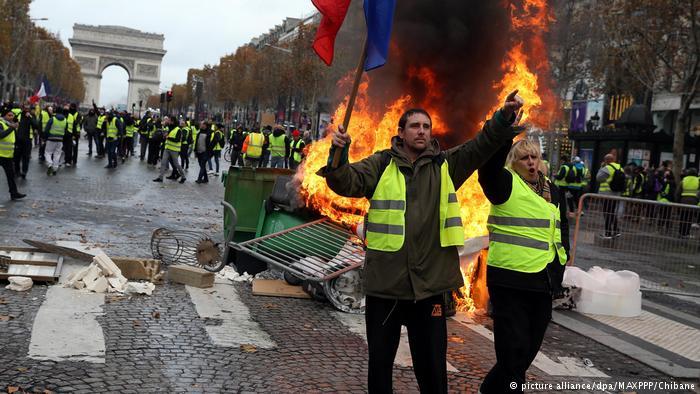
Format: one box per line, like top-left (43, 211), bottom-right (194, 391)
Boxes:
top-left (0, 144), bottom-right (697, 393)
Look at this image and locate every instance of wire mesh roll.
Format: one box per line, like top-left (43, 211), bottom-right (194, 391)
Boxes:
top-left (150, 228), bottom-right (224, 272)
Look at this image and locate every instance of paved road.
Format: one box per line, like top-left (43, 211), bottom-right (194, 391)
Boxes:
top-left (0, 143), bottom-right (696, 393)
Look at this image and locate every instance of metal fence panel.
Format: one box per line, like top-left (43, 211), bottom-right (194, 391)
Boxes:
top-left (571, 193), bottom-right (700, 297)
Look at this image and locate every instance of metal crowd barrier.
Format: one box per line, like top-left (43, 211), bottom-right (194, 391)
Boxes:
top-left (571, 193), bottom-right (700, 297)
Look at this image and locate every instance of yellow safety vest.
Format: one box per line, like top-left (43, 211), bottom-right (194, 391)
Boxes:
top-left (181, 127), bottom-right (191, 145)
top-left (365, 158), bottom-right (463, 252)
top-left (598, 162), bottom-right (621, 193)
top-left (681, 176), bottom-right (699, 198)
top-left (67, 113), bottom-right (76, 134)
top-left (106, 119), bottom-right (119, 139)
top-left (0, 120), bottom-right (15, 159)
top-left (554, 164), bottom-right (569, 187)
top-left (291, 139), bottom-right (304, 162)
top-left (657, 183), bottom-right (671, 203)
top-left (269, 134), bottom-right (286, 157)
top-left (488, 168), bottom-right (567, 272)
top-left (125, 124), bottom-right (136, 138)
top-left (210, 130), bottom-right (223, 151)
top-left (164, 127), bottom-right (181, 152)
top-left (48, 117), bottom-right (67, 139)
top-left (96, 115), bottom-right (105, 130)
top-left (246, 133), bottom-right (264, 159)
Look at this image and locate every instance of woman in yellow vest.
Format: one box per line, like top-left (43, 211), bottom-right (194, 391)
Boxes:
top-left (321, 90), bottom-right (524, 393)
top-left (478, 138), bottom-right (569, 394)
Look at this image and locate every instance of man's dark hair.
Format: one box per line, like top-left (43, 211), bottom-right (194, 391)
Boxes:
top-left (398, 108), bottom-right (431, 130)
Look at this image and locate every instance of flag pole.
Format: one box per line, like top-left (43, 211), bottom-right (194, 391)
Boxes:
top-left (331, 37), bottom-right (368, 169)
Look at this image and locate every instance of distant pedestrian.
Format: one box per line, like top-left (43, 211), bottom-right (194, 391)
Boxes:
top-left (43, 107), bottom-right (68, 175)
top-left (289, 129), bottom-right (305, 170)
top-left (13, 105), bottom-right (33, 179)
top-left (0, 108), bottom-right (26, 200)
top-left (153, 116), bottom-right (186, 184)
top-left (596, 154), bottom-right (623, 238)
top-left (195, 121), bottom-right (212, 184)
top-left (83, 109), bottom-right (98, 156)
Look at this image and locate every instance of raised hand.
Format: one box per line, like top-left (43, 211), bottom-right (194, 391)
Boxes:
top-left (502, 89), bottom-right (525, 119)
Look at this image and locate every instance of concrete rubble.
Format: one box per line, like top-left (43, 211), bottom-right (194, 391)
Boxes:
top-left (217, 266), bottom-right (253, 283)
top-left (5, 276), bottom-right (33, 291)
top-left (63, 253), bottom-right (155, 295)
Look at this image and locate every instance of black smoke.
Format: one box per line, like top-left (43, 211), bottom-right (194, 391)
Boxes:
top-left (337, 0), bottom-right (512, 146)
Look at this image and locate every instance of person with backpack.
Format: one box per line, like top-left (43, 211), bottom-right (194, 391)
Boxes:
top-left (596, 154), bottom-right (625, 238)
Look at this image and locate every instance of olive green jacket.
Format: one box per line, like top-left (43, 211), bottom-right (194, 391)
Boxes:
top-left (321, 112), bottom-right (515, 300)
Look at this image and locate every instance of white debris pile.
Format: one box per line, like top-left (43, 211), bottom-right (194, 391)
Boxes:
top-left (562, 266), bottom-right (641, 317)
top-left (5, 276), bottom-right (33, 291)
top-left (216, 266), bottom-right (253, 283)
top-left (64, 253), bottom-right (155, 295)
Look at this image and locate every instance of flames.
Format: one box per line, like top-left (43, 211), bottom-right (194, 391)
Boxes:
top-left (297, 0), bottom-right (554, 313)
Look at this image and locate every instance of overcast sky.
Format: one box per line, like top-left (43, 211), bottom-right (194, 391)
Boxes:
top-left (29, 0), bottom-right (317, 107)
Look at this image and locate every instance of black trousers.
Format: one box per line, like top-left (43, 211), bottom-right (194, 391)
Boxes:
top-left (0, 157), bottom-right (19, 197)
top-left (139, 135), bottom-right (149, 159)
top-left (71, 137), bottom-right (78, 165)
top-left (13, 139), bottom-right (31, 176)
top-left (197, 152), bottom-right (209, 182)
top-left (147, 140), bottom-right (160, 165)
top-left (95, 134), bottom-right (105, 157)
top-left (38, 138), bottom-right (46, 161)
top-left (481, 286), bottom-right (551, 394)
top-left (230, 149), bottom-right (244, 166)
top-left (602, 198), bottom-right (619, 236)
top-left (63, 135), bottom-right (73, 165)
top-left (568, 188), bottom-right (582, 213)
top-left (366, 294), bottom-right (447, 394)
top-left (180, 146), bottom-right (190, 169)
top-left (85, 131), bottom-right (95, 154)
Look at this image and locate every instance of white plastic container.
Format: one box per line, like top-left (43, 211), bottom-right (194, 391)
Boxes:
top-left (563, 266), bottom-right (642, 317)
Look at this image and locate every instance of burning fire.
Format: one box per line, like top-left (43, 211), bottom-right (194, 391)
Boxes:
top-left (296, 0), bottom-right (554, 313)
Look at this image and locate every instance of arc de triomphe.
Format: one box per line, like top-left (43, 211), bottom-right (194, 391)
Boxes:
top-left (69, 24), bottom-right (166, 108)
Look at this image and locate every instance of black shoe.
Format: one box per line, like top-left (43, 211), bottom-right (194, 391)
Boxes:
top-left (165, 175), bottom-right (178, 180)
top-left (179, 177), bottom-right (186, 184)
top-left (86, 152), bottom-right (92, 156)
top-left (153, 177), bottom-right (163, 182)
top-left (195, 180), bottom-right (202, 184)
top-left (20, 173), bottom-right (26, 179)
top-left (11, 193), bottom-right (26, 200)
top-left (104, 165), bottom-right (113, 169)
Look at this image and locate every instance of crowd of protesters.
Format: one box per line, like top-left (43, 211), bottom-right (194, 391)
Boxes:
top-left (552, 155), bottom-right (699, 239)
top-left (0, 99), bottom-right (316, 199)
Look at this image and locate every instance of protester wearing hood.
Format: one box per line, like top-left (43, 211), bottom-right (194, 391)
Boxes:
top-left (228, 127), bottom-right (246, 166)
top-left (43, 107), bottom-right (68, 175)
top-left (13, 104), bottom-right (34, 179)
top-left (83, 109), bottom-right (98, 156)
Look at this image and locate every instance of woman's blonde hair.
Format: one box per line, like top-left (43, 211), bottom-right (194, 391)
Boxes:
top-left (506, 139), bottom-right (542, 169)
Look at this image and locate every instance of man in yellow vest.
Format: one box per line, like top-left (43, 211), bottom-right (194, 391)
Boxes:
top-left (138, 112), bottom-right (154, 161)
top-left (596, 154), bottom-right (622, 238)
top-left (153, 116), bottom-right (186, 183)
top-left (289, 129), bottom-right (305, 170)
top-left (43, 107), bottom-right (68, 175)
top-left (268, 125), bottom-right (289, 168)
top-left (65, 103), bottom-right (81, 167)
top-left (38, 106), bottom-right (52, 162)
top-left (0, 108), bottom-right (25, 199)
top-left (242, 128), bottom-right (265, 168)
top-left (678, 167), bottom-right (699, 237)
top-left (321, 91), bottom-right (524, 393)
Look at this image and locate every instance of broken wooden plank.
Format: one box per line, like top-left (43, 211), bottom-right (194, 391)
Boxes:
top-left (22, 240), bottom-right (94, 262)
top-left (252, 279), bottom-right (311, 299)
top-left (168, 265), bottom-right (214, 288)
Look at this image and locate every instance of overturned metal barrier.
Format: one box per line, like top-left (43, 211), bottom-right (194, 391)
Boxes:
top-left (571, 193), bottom-right (700, 297)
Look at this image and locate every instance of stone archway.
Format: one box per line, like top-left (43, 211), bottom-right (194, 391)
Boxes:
top-left (69, 24), bottom-right (166, 108)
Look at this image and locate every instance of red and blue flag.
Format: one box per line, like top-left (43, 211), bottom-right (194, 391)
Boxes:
top-left (312, 0), bottom-right (396, 71)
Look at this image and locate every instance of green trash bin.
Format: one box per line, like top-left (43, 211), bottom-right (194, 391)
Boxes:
top-left (223, 166), bottom-right (294, 242)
